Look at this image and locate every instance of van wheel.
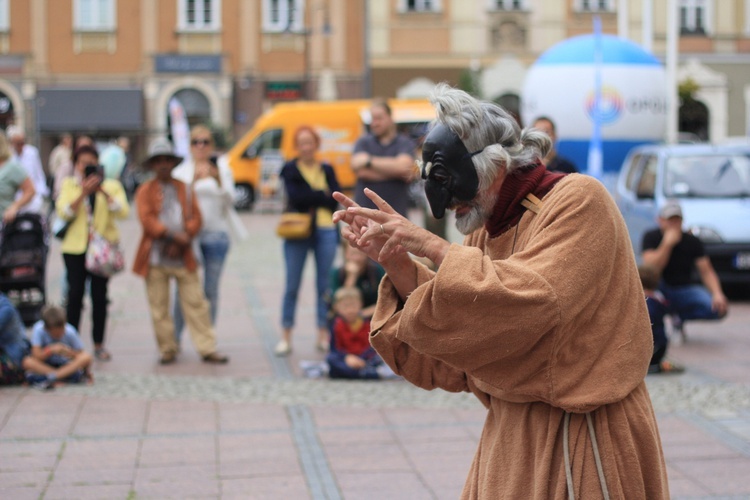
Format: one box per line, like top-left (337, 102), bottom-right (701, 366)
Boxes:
top-left (234, 184), bottom-right (255, 211)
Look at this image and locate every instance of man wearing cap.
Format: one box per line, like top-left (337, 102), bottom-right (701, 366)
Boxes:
top-left (132, 137), bottom-right (229, 365)
top-left (642, 200), bottom-right (728, 333)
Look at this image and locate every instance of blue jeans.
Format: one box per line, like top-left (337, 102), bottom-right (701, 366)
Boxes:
top-left (660, 283), bottom-right (723, 322)
top-left (282, 227), bottom-right (338, 329)
top-left (174, 231), bottom-right (230, 342)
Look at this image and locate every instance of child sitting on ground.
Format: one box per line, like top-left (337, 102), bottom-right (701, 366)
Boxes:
top-left (23, 305), bottom-right (92, 389)
top-left (326, 286), bottom-right (396, 380)
top-left (639, 264), bottom-right (685, 374)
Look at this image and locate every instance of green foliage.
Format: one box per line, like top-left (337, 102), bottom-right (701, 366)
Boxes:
top-left (458, 69), bottom-right (481, 98)
top-left (679, 78), bottom-right (700, 102)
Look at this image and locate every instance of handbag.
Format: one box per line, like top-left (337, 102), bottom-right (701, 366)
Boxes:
top-left (86, 232), bottom-right (125, 277)
top-left (276, 211), bottom-right (313, 239)
top-left (85, 231), bottom-right (125, 277)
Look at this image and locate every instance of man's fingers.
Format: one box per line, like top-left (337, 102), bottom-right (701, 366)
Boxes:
top-left (333, 191), bottom-right (358, 208)
top-left (345, 206), bottom-right (390, 224)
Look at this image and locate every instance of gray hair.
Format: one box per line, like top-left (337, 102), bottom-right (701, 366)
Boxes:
top-left (429, 83), bottom-right (551, 191)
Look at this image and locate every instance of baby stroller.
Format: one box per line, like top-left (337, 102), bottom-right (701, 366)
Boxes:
top-left (0, 213), bottom-right (47, 326)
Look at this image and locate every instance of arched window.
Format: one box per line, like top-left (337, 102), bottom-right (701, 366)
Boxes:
top-left (171, 88), bottom-right (211, 127)
top-left (679, 97), bottom-right (709, 142)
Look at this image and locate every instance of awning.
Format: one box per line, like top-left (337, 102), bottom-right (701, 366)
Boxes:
top-left (37, 89), bottom-right (143, 133)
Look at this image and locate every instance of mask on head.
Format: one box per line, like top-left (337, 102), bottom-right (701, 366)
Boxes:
top-left (420, 123), bottom-right (481, 219)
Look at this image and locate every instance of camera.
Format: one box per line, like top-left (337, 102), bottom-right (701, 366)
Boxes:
top-left (84, 164), bottom-right (102, 178)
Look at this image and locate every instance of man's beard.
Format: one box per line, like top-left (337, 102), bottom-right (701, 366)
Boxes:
top-left (454, 189), bottom-right (498, 235)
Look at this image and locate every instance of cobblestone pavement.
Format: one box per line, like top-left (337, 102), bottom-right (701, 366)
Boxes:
top-left (29, 372), bottom-right (750, 414)
top-left (1, 210), bottom-right (749, 499)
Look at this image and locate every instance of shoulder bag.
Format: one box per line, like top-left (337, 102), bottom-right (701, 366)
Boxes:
top-left (276, 210), bottom-right (313, 239)
top-left (84, 197), bottom-right (125, 278)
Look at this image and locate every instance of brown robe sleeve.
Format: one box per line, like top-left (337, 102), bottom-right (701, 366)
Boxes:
top-left (370, 261), bottom-right (471, 394)
top-left (371, 176), bottom-right (652, 412)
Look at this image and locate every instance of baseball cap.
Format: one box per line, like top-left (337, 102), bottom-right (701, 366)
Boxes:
top-left (659, 200), bottom-right (683, 219)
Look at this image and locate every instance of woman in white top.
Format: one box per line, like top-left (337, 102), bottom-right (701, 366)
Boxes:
top-left (171, 125), bottom-right (240, 343)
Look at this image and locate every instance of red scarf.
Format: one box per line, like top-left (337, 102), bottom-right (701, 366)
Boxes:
top-left (485, 162), bottom-right (566, 238)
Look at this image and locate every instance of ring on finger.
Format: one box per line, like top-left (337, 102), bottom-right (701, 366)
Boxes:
top-left (380, 224), bottom-right (385, 235)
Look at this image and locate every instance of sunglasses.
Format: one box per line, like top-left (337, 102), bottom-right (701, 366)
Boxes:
top-left (191, 138), bottom-right (212, 146)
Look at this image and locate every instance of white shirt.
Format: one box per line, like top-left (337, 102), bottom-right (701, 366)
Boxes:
top-left (13, 144), bottom-right (49, 214)
top-left (172, 156), bottom-right (235, 234)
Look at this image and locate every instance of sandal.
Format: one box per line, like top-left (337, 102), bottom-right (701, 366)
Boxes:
top-left (94, 347), bottom-right (112, 362)
top-left (648, 360), bottom-right (685, 375)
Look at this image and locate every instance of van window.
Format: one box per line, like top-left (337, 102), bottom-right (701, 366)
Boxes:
top-left (244, 128), bottom-right (282, 159)
top-left (624, 154), bottom-right (643, 192)
top-left (636, 155), bottom-right (657, 199)
top-left (665, 153), bottom-right (750, 198)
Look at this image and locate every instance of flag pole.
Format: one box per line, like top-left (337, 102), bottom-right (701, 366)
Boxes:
top-left (665, 0), bottom-right (679, 144)
top-left (587, 16), bottom-right (604, 180)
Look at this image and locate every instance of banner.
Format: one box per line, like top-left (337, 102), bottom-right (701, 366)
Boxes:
top-left (168, 97), bottom-right (190, 159)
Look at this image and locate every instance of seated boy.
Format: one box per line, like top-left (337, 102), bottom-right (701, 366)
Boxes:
top-left (23, 305), bottom-right (92, 389)
top-left (0, 292), bottom-right (30, 385)
top-left (639, 264), bottom-right (685, 374)
top-left (326, 286), bottom-right (396, 380)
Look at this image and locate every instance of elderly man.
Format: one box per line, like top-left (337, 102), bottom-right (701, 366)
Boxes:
top-left (7, 125), bottom-right (49, 215)
top-left (350, 99), bottom-right (417, 217)
top-left (642, 200), bottom-right (728, 334)
top-left (333, 84), bottom-right (668, 499)
top-left (133, 138), bottom-right (229, 366)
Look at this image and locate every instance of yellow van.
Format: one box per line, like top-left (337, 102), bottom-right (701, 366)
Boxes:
top-left (225, 99), bottom-right (435, 209)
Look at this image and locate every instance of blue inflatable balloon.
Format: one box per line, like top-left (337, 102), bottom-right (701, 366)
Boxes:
top-left (522, 35), bottom-right (667, 177)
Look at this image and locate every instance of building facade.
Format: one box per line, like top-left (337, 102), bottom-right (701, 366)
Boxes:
top-left (369, 0), bottom-right (750, 142)
top-left (0, 0), bottom-right (747, 165)
top-left (0, 0), bottom-right (366, 160)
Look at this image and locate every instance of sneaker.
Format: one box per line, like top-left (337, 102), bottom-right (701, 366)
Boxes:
top-left (648, 360), bottom-right (686, 375)
top-left (376, 364), bottom-right (401, 380)
top-left (202, 352), bottom-right (229, 364)
top-left (160, 352), bottom-right (177, 365)
top-left (670, 315), bottom-right (687, 343)
top-left (274, 340), bottom-right (291, 357)
top-left (31, 378), bottom-right (55, 391)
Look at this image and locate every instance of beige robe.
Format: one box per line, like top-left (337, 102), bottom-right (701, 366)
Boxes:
top-left (370, 174), bottom-right (669, 499)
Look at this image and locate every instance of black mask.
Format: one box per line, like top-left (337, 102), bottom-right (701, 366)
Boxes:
top-left (420, 124), bottom-right (481, 219)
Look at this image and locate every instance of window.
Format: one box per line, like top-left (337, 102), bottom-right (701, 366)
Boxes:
top-left (624, 154), bottom-right (645, 192)
top-left (636, 156), bottom-right (658, 199)
top-left (490, 0), bottom-right (526, 11)
top-left (576, 0), bottom-right (615, 12)
top-left (178, 0), bottom-right (221, 31)
top-left (244, 129), bottom-right (283, 159)
top-left (263, 0), bottom-right (304, 33)
top-left (679, 0), bottom-right (711, 35)
top-left (74, 0), bottom-right (116, 31)
top-left (398, 0), bottom-right (442, 13)
top-left (0, 0), bottom-right (8, 32)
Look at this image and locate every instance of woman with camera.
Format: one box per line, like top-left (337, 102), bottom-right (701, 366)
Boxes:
top-left (56, 145), bottom-right (129, 361)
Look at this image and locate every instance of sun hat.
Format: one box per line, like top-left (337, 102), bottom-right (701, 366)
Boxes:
top-left (143, 137), bottom-right (183, 167)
